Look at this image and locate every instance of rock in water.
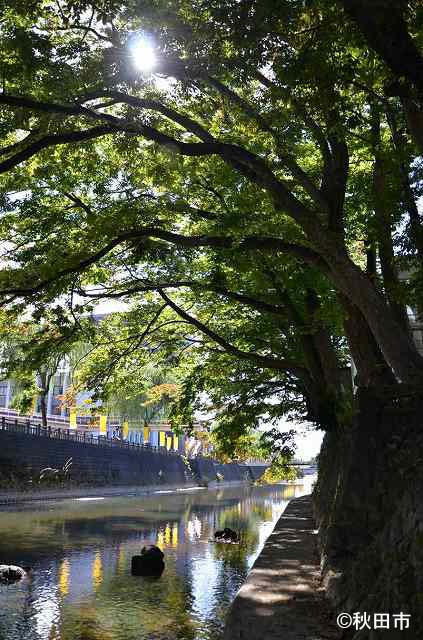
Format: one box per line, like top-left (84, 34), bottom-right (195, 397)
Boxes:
top-left (0, 565), bottom-right (28, 584)
top-left (131, 545), bottom-right (165, 576)
top-left (214, 528), bottom-right (239, 543)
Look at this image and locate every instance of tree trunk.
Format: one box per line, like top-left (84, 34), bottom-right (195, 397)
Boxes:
top-left (371, 107), bottom-right (410, 332)
top-left (401, 170), bottom-right (423, 263)
top-left (267, 273), bottom-right (343, 397)
top-left (386, 107), bottom-right (423, 262)
top-left (402, 98), bottom-right (423, 157)
top-left (305, 289), bottom-right (342, 394)
top-left (299, 370), bottom-right (340, 430)
top-left (322, 244), bottom-right (423, 383)
top-left (340, 295), bottom-right (397, 387)
top-left (339, 0), bottom-right (423, 153)
top-left (373, 159), bottom-right (409, 331)
top-left (340, 0), bottom-right (423, 95)
top-left (263, 271), bottom-right (345, 427)
top-left (40, 393), bottom-right (48, 427)
top-left (365, 236), bottom-right (377, 281)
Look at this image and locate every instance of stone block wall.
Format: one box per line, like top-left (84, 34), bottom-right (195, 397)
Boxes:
top-left (189, 457), bottom-right (268, 483)
top-left (245, 465), bottom-right (268, 481)
top-left (0, 429), bottom-right (187, 486)
top-left (0, 430), bottom-right (268, 489)
top-left (214, 462), bottom-right (246, 481)
top-left (188, 456), bottom-right (216, 482)
top-left (314, 384), bottom-right (423, 638)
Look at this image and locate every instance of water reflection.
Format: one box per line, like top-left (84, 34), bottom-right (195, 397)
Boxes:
top-left (58, 560), bottom-right (70, 598)
top-left (0, 478), bottom-right (314, 640)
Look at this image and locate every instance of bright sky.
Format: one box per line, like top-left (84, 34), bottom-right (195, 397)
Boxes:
top-left (277, 417), bottom-right (324, 461)
top-left (92, 298), bottom-right (128, 314)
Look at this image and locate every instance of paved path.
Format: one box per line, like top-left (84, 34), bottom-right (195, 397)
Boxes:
top-left (223, 494), bottom-right (340, 640)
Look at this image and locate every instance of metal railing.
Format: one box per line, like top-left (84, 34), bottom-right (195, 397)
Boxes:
top-left (0, 416), bottom-right (179, 456)
top-left (0, 408), bottom-right (210, 434)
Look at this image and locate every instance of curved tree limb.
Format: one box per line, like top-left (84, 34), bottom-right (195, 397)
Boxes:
top-left (77, 279), bottom-right (289, 318)
top-left (0, 228), bottom-right (327, 299)
top-left (0, 126), bottom-right (115, 174)
top-left (158, 289), bottom-right (306, 375)
top-left (0, 91), bottom-right (316, 228)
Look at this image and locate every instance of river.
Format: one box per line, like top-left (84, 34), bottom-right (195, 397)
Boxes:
top-left (0, 477), bottom-right (315, 640)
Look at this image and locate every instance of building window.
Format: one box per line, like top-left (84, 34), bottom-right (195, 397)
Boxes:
top-left (51, 374), bottom-right (65, 415)
top-left (0, 381), bottom-right (8, 407)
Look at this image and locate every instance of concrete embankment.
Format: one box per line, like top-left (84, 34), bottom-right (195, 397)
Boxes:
top-left (0, 427), bottom-right (268, 496)
top-left (223, 494), bottom-right (339, 640)
top-left (0, 479), bottom-right (257, 505)
top-left (0, 482), bottom-right (205, 505)
top-left (0, 427), bottom-right (187, 486)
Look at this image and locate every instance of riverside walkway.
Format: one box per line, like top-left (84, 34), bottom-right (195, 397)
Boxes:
top-left (223, 494), bottom-right (340, 640)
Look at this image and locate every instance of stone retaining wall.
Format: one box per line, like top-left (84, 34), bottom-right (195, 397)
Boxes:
top-left (0, 429), bottom-right (186, 486)
top-left (214, 462), bottom-right (246, 481)
top-left (0, 431), bottom-right (268, 489)
top-left (190, 457), bottom-right (267, 483)
top-left (245, 465), bottom-right (268, 481)
top-left (189, 456), bottom-right (217, 482)
top-left (314, 384), bottom-right (423, 639)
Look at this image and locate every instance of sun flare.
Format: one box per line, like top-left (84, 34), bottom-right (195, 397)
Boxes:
top-left (131, 38), bottom-right (156, 72)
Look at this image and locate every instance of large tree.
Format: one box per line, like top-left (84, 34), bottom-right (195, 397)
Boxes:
top-left (339, 0), bottom-right (423, 153)
top-left (0, 0), bottom-right (422, 442)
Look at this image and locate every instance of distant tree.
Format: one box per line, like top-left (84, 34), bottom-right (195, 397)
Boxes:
top-left (0, 312), bottom-right (76, 425)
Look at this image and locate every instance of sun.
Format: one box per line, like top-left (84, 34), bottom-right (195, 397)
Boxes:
top-left (131, 37), bottom-right (156, 72)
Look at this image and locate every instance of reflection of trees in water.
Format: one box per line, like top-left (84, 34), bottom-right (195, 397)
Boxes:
top-left (211, 517), bottom-right (259, 574)
top-left (59, 605), bottom-right (115, 640)
top-left (212, 537), bottom-right (251, 572)
top-left (0, 485), bottom-right (299, 640)
top-left (0, 575), bottom-right (35, 640)
top-left (208, 489), bottom-right (290, 572)
top-left (251, 503), bottom-right (273, 521)
top-left (59, 556), bottom-right (197, 640)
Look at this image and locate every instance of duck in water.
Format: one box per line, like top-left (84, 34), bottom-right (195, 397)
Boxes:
top-left (214, 528), bottom-right (240, 543)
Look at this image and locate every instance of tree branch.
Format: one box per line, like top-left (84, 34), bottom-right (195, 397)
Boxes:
top-left (0, 91), bottom-right (315, 227)
top-left (79, 90), bottom-right (215, 142)
top-left (78, 279), bottom-right (289, 318)
top-left (158, 289), bottom-right (305, 374)
top-left (339, 0), bottom-right (423, 94)
top-left (0, 126), bottom-right (115, 174)
top-left (0, 227), bottom-right (328, 300)
top-left (201, 75), bottom-right (329, 212)
top-left (56, 24), bottom-right (112, 43)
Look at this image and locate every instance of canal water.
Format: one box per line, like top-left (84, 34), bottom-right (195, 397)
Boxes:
top-left (0, 478), bottom-right (314, 640)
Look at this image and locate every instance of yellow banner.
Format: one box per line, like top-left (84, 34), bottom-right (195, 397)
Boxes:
top-left (99, 415), bottom-right (107, 435)
top-left (122, 420), bottom-right (129, 439)
top-left (173, 436), bottom-right (178, 451)
top-left (159, 432), bottom-right (166, 447)
top-left (166, 436), bottom-right (172, 450)
top-left (143, 426), bottom-right (150, 443)
top-left (172, 523), bottom-right (178, 547)
top-left (69, 408), bottom-right (77, 430)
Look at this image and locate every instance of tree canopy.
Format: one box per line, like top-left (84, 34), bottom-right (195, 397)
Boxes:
top-left (0, 0), bottom-right (422, 450)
